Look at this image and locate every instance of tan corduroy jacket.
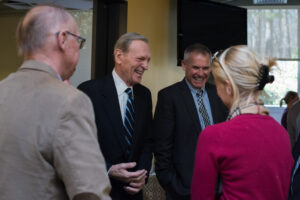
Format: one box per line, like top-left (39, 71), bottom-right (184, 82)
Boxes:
top-left (0, 60), bottom-right (111, 200)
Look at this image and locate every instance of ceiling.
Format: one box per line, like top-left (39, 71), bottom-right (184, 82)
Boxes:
top-left (0, 0), bottom-right (299, 14)
top-left (210, 0), bottom-right (300, 6)
top-left (0, 0), bottom-right (93, 14)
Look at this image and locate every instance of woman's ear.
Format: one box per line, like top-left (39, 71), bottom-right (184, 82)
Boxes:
top-left (225, 79), bottom-right (233, 96)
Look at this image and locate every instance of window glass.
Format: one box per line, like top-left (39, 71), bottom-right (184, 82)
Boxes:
top-left (69, 10), bottom-right (93, 87)
top-left (247, 9), bottom-right (298, 59)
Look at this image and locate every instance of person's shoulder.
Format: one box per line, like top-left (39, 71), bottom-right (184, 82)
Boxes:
top-left (57, 80), bottom-right (86, 97)
top-left (205, 82), bottom-right (217, 91)
top-left (134, 83), bottom-right (149, 90)
top-left (287, 100), bottom-right (300, 120)
top-left (78, 78), bottom-right (103, 90)
top-left (78, 75), bottom-right (113, 93)
top-left (158, 80), bottom-right (184, 94)
top-left (134, 83), bottom-right (151, 96)
top-left (42, 79), bottom-right (91, 108)
top-left (205, 120), bottom-right (227, 133)
top-left (50, 84), bottom-right (95, 124)
top-left (291, 100), bottom-right (300, 111)
top-left (199, 121), bottom-right (228, 145)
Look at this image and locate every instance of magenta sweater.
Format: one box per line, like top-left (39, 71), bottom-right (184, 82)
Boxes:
top-left (191, 114), bottom-right (294, 200)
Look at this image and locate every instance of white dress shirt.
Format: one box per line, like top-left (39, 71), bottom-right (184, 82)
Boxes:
top-left (112, 69), bottom-right (133, 122)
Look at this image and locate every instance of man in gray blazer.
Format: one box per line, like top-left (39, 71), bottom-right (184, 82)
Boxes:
top-left (0, 5), bottom-right (111, 200)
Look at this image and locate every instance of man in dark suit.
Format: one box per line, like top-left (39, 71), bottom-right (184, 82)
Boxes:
top-left (78, 32), bottom-right (153, 200)
top-left (154, 43), bottom-right (228, 200)
top-left (289, 135), bottom-right (300, 200)
top-left (289, 113), bottom-right (300, 200)
top-left (288, 100), bottom-right (300, 148)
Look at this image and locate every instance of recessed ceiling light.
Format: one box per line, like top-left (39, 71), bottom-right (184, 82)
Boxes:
top-left (253, 0), bottom-right (287, 4)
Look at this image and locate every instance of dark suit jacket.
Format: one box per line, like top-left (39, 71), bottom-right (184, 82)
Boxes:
top-left (288, 101), bottom-right (300, 148)
top-left (78, 74), bottom-right (153, 200)
top-left (289, 132), bottom-right (300, 200)
top-left (154, 79), bottom-right (228, 200)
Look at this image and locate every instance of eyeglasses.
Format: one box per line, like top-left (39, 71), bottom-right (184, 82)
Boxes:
top-left (56, 31), bottom-right (86, 49)
top-left (212, 49), bottom-right (229, 79)
top-left (212, 50), bottom-right (224, 61)
top-left (212, 50), bottom-right (224, 68)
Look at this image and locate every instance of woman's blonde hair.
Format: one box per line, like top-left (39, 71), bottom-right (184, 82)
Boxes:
top-left (212, 45), bottom-right (276, 112)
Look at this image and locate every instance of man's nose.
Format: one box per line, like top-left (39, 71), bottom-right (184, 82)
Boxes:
top-left (197, 68), bottom-right (204, 76)
top-left (142, 61), bottom-right (149, 70)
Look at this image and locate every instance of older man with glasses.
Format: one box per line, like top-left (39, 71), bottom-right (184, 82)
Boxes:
top-left (0, 4), bottom-right (111, 200)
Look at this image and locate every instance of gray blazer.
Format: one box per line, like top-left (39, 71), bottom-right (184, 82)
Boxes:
top-left (0, 60), bottom-right (111, 200)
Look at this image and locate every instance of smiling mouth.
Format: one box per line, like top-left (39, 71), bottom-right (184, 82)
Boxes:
top-left (193, 77), bottom-right (203, 82)
top-left (135, 69), bottom-right (144, 75)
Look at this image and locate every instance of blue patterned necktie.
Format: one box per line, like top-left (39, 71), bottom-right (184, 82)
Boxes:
top-left (123, 88), bottom-right (135, 149)
top-left (196, 88), bottom-right (211, 128)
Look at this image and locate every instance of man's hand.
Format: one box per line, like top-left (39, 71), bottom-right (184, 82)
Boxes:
top-left (124, 173), bottom-right (147, 195)
top-left (108, 162), bottom-right (148, 195)
top-left (108, 162), bottom-right (147, 183)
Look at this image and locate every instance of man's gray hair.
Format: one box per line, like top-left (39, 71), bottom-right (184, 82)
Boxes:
top-left (183, 43), bottom-right (212, 63)
top-left (16, 4), bottom-right (71, 55)
top-left (114, 32), bottom-right (148, 53)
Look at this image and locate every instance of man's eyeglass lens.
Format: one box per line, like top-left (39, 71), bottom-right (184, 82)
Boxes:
top-left (56, 31), bottom-right (86, 49)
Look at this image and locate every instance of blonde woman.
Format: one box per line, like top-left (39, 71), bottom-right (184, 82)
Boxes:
top-left (191, 45), bottom-right (294, 200)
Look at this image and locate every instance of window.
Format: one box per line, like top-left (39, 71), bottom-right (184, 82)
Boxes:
top-left (247, 7), bottom-right (299, 107)
top-left (247, 8), bottom-right (298, 60)
top-left (69, 10), bottom-right (93, 87)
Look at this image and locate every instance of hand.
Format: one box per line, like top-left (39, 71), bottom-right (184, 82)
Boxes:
top-left (108, 162), bottom-right (147, 183)
top-left (124, 173), bottom-right (147, 195)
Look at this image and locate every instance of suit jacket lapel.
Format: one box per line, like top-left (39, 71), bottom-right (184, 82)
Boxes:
top-left (129, 85), bottom-right (143, 158)
top-left (101, 75), bottom-right (127, 153)
top-left (179, 80), bottom-right (202, 134)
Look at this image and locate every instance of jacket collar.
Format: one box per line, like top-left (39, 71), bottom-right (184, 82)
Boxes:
top-left (19, 60), bottom-right (60, 80)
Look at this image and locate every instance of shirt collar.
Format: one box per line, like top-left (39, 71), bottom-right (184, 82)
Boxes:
top-left (20, 60), bottom-right (61, 81)
top-left (57, 74), bottom-right (63, 81)
top-left (112, 69), bottom-right (132, 96)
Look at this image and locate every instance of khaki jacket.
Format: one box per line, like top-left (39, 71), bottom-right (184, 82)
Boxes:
top-left (0, 60), bottom-right (111, 200)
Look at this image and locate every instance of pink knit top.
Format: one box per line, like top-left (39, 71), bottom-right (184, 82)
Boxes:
top-left (191, 114), bottom-right (294, 200)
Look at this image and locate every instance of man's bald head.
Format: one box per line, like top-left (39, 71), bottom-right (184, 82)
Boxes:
top-left (16, 4), bottom-right (73, 56)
